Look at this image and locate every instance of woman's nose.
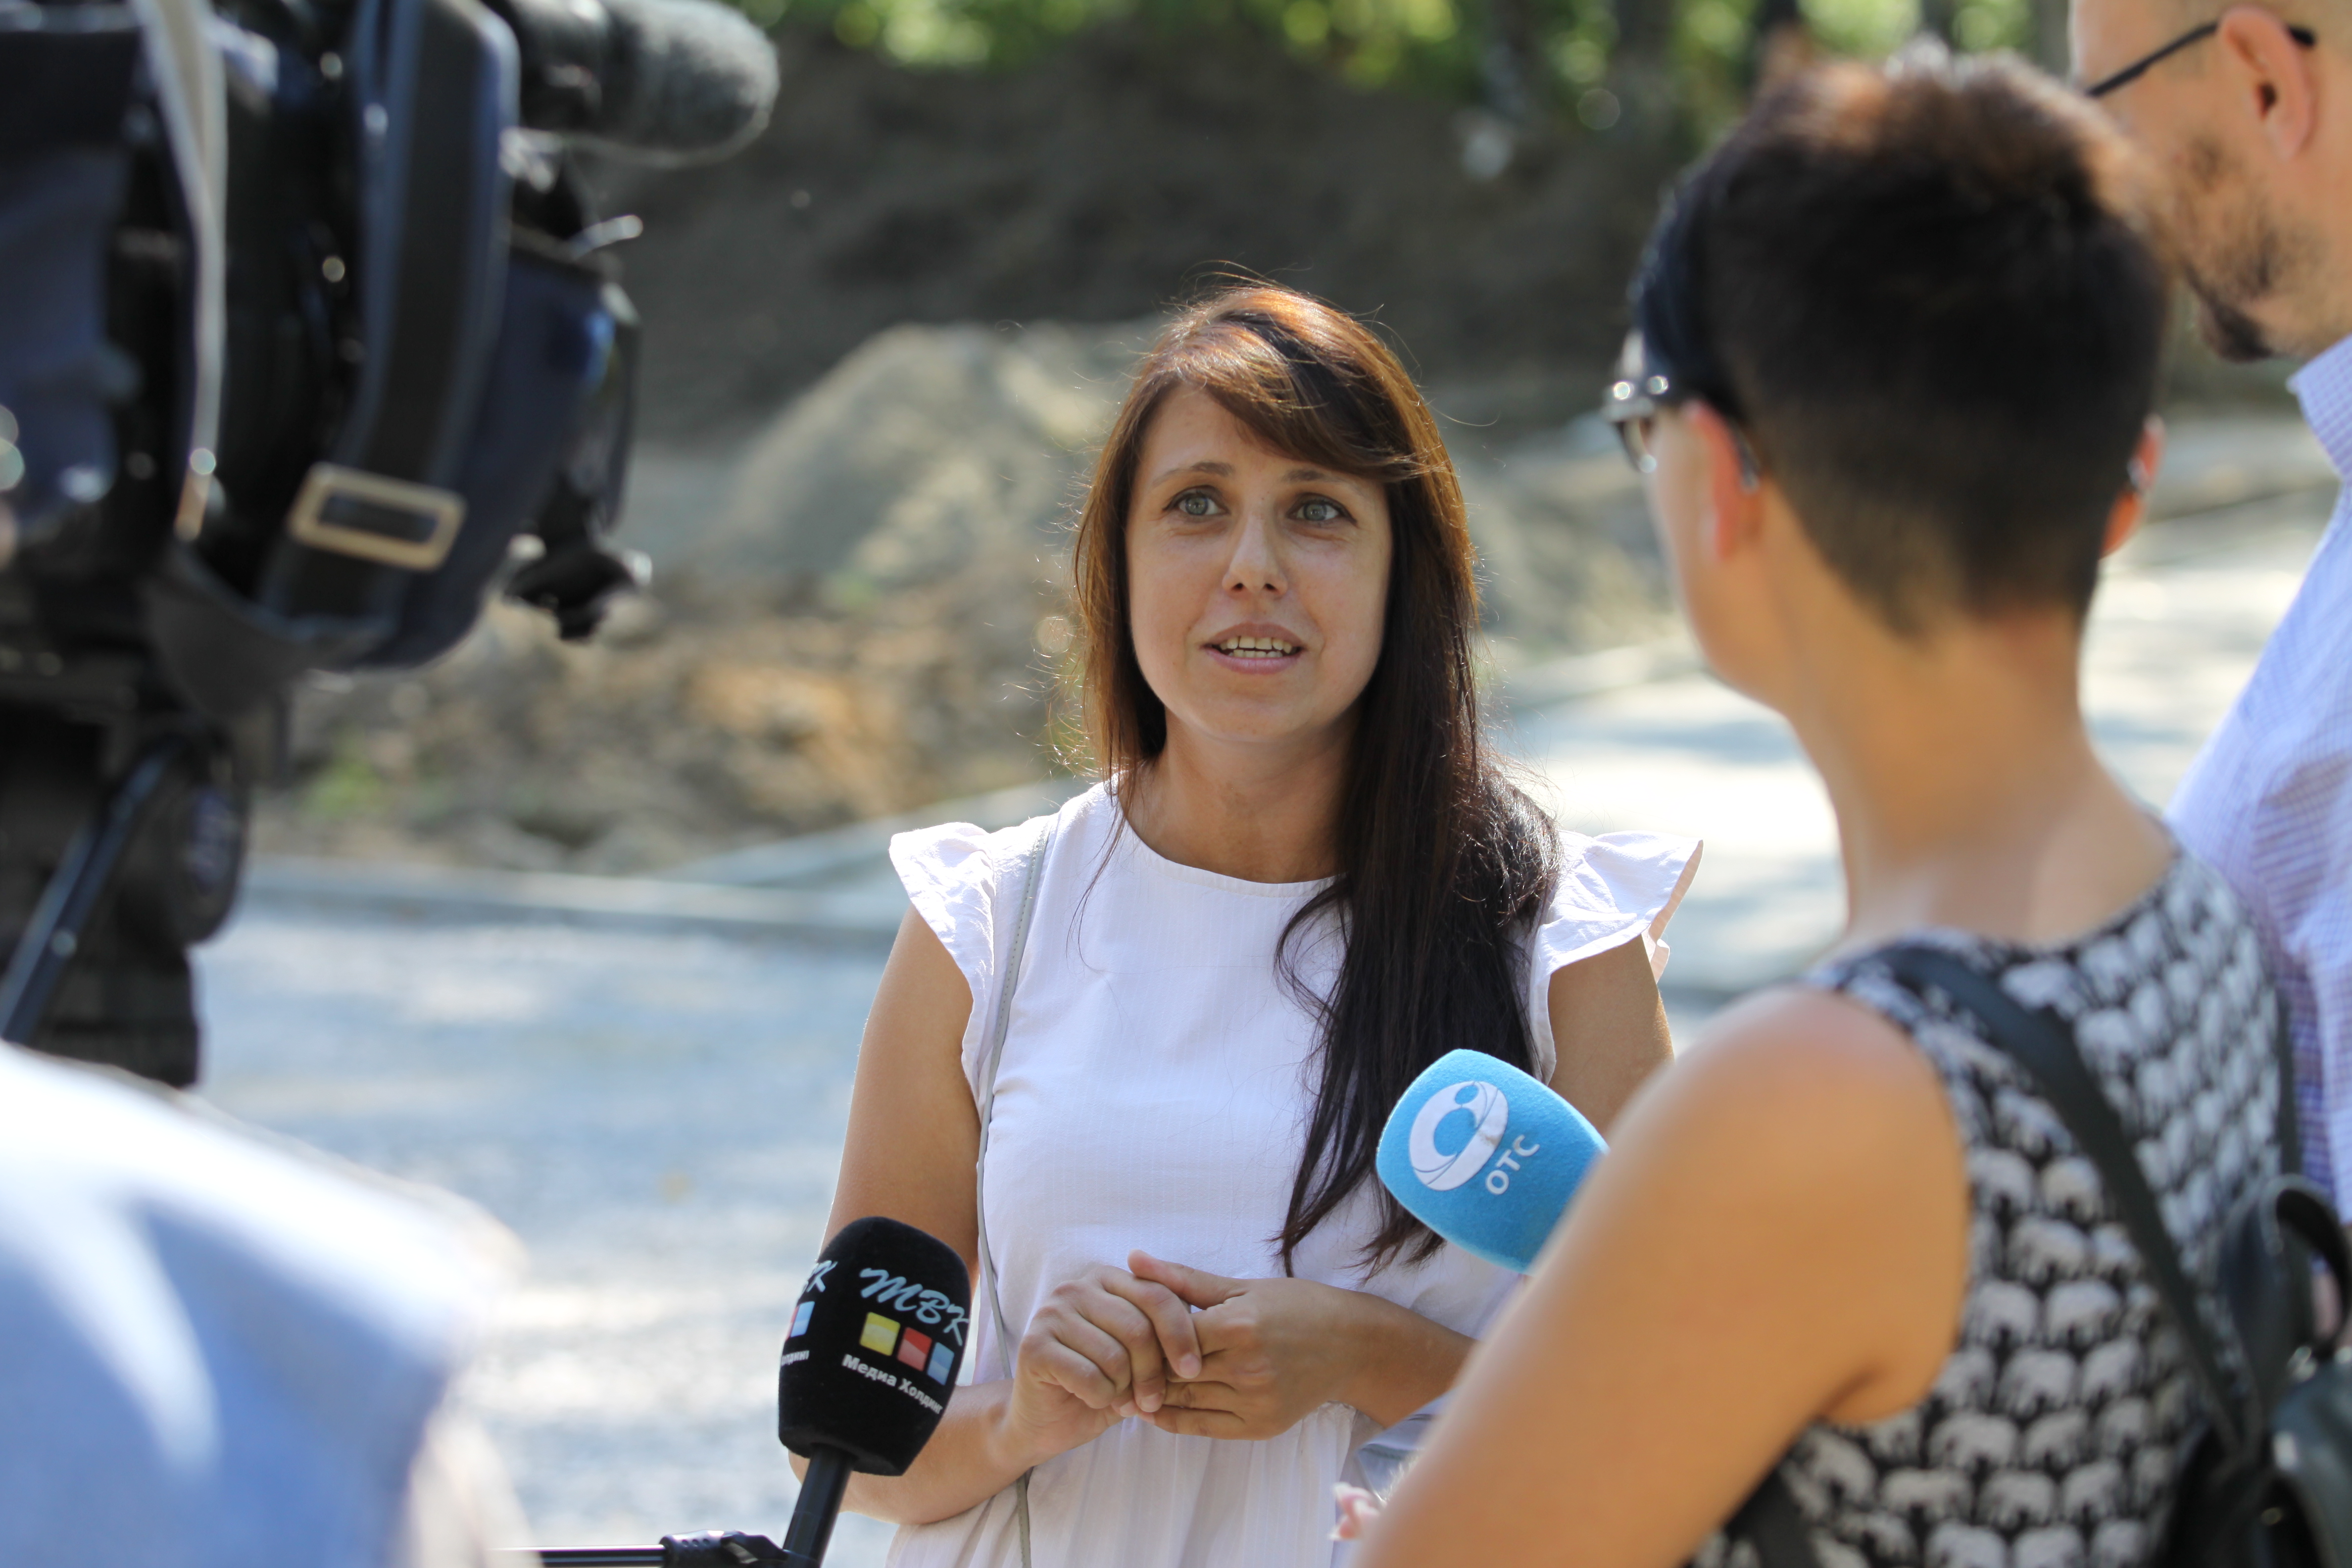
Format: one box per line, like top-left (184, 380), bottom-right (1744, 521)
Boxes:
top-left (1225, 508), bottom-right (1286, 594)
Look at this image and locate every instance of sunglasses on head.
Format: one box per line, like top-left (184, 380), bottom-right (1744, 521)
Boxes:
top-left (1601, 362), bottom-right (1676, 473)
top-left (1599, 336), bottom-right (1760, 482)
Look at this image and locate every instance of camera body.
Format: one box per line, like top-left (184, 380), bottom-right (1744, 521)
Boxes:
top-left (0, 0), bottom-right (769, 1082)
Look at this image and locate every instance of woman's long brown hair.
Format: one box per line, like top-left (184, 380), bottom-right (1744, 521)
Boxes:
top-left (1070, 284), bottom-right (1561, 1272)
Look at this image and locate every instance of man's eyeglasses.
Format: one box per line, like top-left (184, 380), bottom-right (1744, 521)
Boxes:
top-left (2083, 17), bottom-right (2317, 99)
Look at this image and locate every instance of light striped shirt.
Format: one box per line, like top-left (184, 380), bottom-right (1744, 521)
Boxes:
top-left (2169, 330), bottom-right (2352, 1198)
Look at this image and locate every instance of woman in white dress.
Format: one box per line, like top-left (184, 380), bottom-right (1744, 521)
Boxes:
top-left (815, 283), bottom-right (1700, 1568)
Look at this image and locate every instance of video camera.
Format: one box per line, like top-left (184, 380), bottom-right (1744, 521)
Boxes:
top-left (0, 0), bottom-right (776, 1084)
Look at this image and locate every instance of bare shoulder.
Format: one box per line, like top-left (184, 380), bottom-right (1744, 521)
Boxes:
top-left (880, 903), bottom-right (978, 1012)
top-left (1602, 981), bottom-right (1966, 1268)
top-left (1593, 980), bottom-right (1970, 1423)
top-left (1378, 978), bottom-right (1975, 1568)
top-left (1652, 982), bottom-right (1951, 1144)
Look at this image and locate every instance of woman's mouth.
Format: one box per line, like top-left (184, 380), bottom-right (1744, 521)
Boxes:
top-left (1211, 635), bottom-right (1300, 660)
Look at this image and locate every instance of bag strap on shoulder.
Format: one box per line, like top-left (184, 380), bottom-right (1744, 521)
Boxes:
top-left (973, 812), bottom-right (1057, 1568)
top-left (2271, 990), bottom-right (2302, 1182)
top-left (1728, 1472), bottom-right (1824, 1568)
top-left (1877, 944), bottom-right (2254, 1456)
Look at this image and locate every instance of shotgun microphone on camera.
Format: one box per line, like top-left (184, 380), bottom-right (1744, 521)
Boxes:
top-left (1374, 1049), bottom-right (1609, 1274)
top-left (775, 1217), bottom-right (973, 1564)
top-left (486, 0), bottom-right (780, 162)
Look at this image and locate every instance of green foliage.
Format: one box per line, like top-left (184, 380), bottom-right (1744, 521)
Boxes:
top-left (740, 0), bottom-right (2039, 115)
top-left (303, 742), bottom-right (387, 821)
top-left (1948, 0), bottom-right (2033, 52)
top-left (1668, 0), bottom-right (1761, 133)
top-left (1802, 0), bottom-right (1916, 54)
top-left (779, 0), bottom-right (1490, 94)
top-left (1800, 0), bottom-right (2035, 55)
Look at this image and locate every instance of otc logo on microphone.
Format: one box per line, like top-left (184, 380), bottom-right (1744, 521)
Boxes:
top-left (1375, 1049), bottom-right (1608, 1274)
top-left (1408, 1080), bottom-right (1510, 1190)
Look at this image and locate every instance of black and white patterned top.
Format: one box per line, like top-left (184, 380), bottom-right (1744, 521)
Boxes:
top-left (1694, 853), bottom-right (2282, 1568)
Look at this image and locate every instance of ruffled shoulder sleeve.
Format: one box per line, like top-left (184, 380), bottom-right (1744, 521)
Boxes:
top-left (889, 819), bottom-right (1013, 1079)
top-left (891, 791), bottom-right (1094, 1083)
top-left (1524, 832), bottom-right (1702, 1081)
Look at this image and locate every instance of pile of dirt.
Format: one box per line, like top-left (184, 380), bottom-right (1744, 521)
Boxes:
top-left (695, 319), bottom-right (1148, 596)
top-left (255, 318), bottom-right (1673, 875)
top-left (255, 20), bottom-right (2310, 878)
top-left (254, 576), bottom-right (1059, 875)
top-left (590, 22), bottom-right (1684, 444)
top-left (684, 316), bottom-right (1667, 655)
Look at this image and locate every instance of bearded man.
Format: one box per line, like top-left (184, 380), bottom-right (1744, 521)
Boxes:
top-left (2072, 0), bottom-right (2352, 1195)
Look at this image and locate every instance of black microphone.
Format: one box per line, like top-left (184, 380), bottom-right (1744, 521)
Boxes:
top-left (485, 0), bottom-right (780, 163)
top-left (776, 1217), bottom-right (973, 1565)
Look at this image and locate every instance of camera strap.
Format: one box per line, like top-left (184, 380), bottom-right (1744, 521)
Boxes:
top-left (256, 0), bottom-right (513, 620)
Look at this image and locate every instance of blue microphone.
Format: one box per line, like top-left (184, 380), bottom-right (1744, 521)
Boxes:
top-left (1374, 1049), bottom-right (1607, 1273)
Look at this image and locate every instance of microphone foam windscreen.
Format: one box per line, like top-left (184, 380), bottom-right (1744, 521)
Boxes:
top-left (777, 1217), bottom-right (973, 1475)
top-left (1374, 1049), bottom-right (1607, 1274)
top-left (594, 0), bottom-right (779, 162)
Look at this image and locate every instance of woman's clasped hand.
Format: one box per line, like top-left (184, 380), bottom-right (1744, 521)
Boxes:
top-left (1008, 1258), bottom-right (1200, 1449)
top-left (1132, 1254), bottom-right (1420, 1440)
top-left (1012, 1250), bottom-right (1424, 1455)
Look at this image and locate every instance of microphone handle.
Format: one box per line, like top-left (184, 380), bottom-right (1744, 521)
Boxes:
top-left (510, 1529), bottom-right (832, 1567)
top-left (494, 1454), bottom-right (852, 1568)
top-left (782, 1446), bottom-right (855, 1565)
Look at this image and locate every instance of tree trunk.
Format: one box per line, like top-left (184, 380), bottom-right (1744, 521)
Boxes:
top-left (1480, 0), bottom-right (1538, 123)
top-left (1607, 0), bottom-right (1678, 137)
top-left (2030, 0), bottom-right (2067, 70)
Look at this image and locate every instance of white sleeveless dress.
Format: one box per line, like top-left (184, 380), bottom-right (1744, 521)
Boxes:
top-left (884, 784), bottom-right (1699, 1568)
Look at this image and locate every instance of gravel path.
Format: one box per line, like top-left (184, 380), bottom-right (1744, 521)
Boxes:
top-left (198, 919), bottom-right (899, 1560)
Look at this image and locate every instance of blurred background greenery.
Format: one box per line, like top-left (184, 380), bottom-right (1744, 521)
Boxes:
top-left (730, 0), bottom-right (2057, 138)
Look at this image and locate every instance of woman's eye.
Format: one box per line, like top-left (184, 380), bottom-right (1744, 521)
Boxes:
top-left (1295, 496), bottom-right (1347, 524)
top-left (1174, 490), bottom-right (1219, 518)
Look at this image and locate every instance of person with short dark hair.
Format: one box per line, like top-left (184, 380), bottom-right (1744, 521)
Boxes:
top-left (1352, 49), bottom-right (2284, 1568)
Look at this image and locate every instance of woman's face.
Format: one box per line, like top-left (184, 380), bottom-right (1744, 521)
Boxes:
top-left (1126, 386), bottom-right (1394, 759)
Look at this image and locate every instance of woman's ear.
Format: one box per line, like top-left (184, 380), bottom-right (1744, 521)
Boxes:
top-left (1686, 402), bottom-right (1765, 563)
top-left (2103, 415), bottom-right (2165, 559)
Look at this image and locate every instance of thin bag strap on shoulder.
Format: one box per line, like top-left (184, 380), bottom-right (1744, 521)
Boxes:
top-left (976, 813), bottom-right (1054, 1373)
top-left (973, 812), bottom-right (1056, 1568)
top-left (1876, 944), bottom-right (2251, 1456)
top-left (1728, 1471), bottom-right (1825, 1568)
top-left (2270, 990), bottom-right (2302, 1180)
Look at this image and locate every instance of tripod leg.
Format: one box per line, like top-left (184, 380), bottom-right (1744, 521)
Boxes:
top-left (0, 734), bottom-right (186, 1045)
